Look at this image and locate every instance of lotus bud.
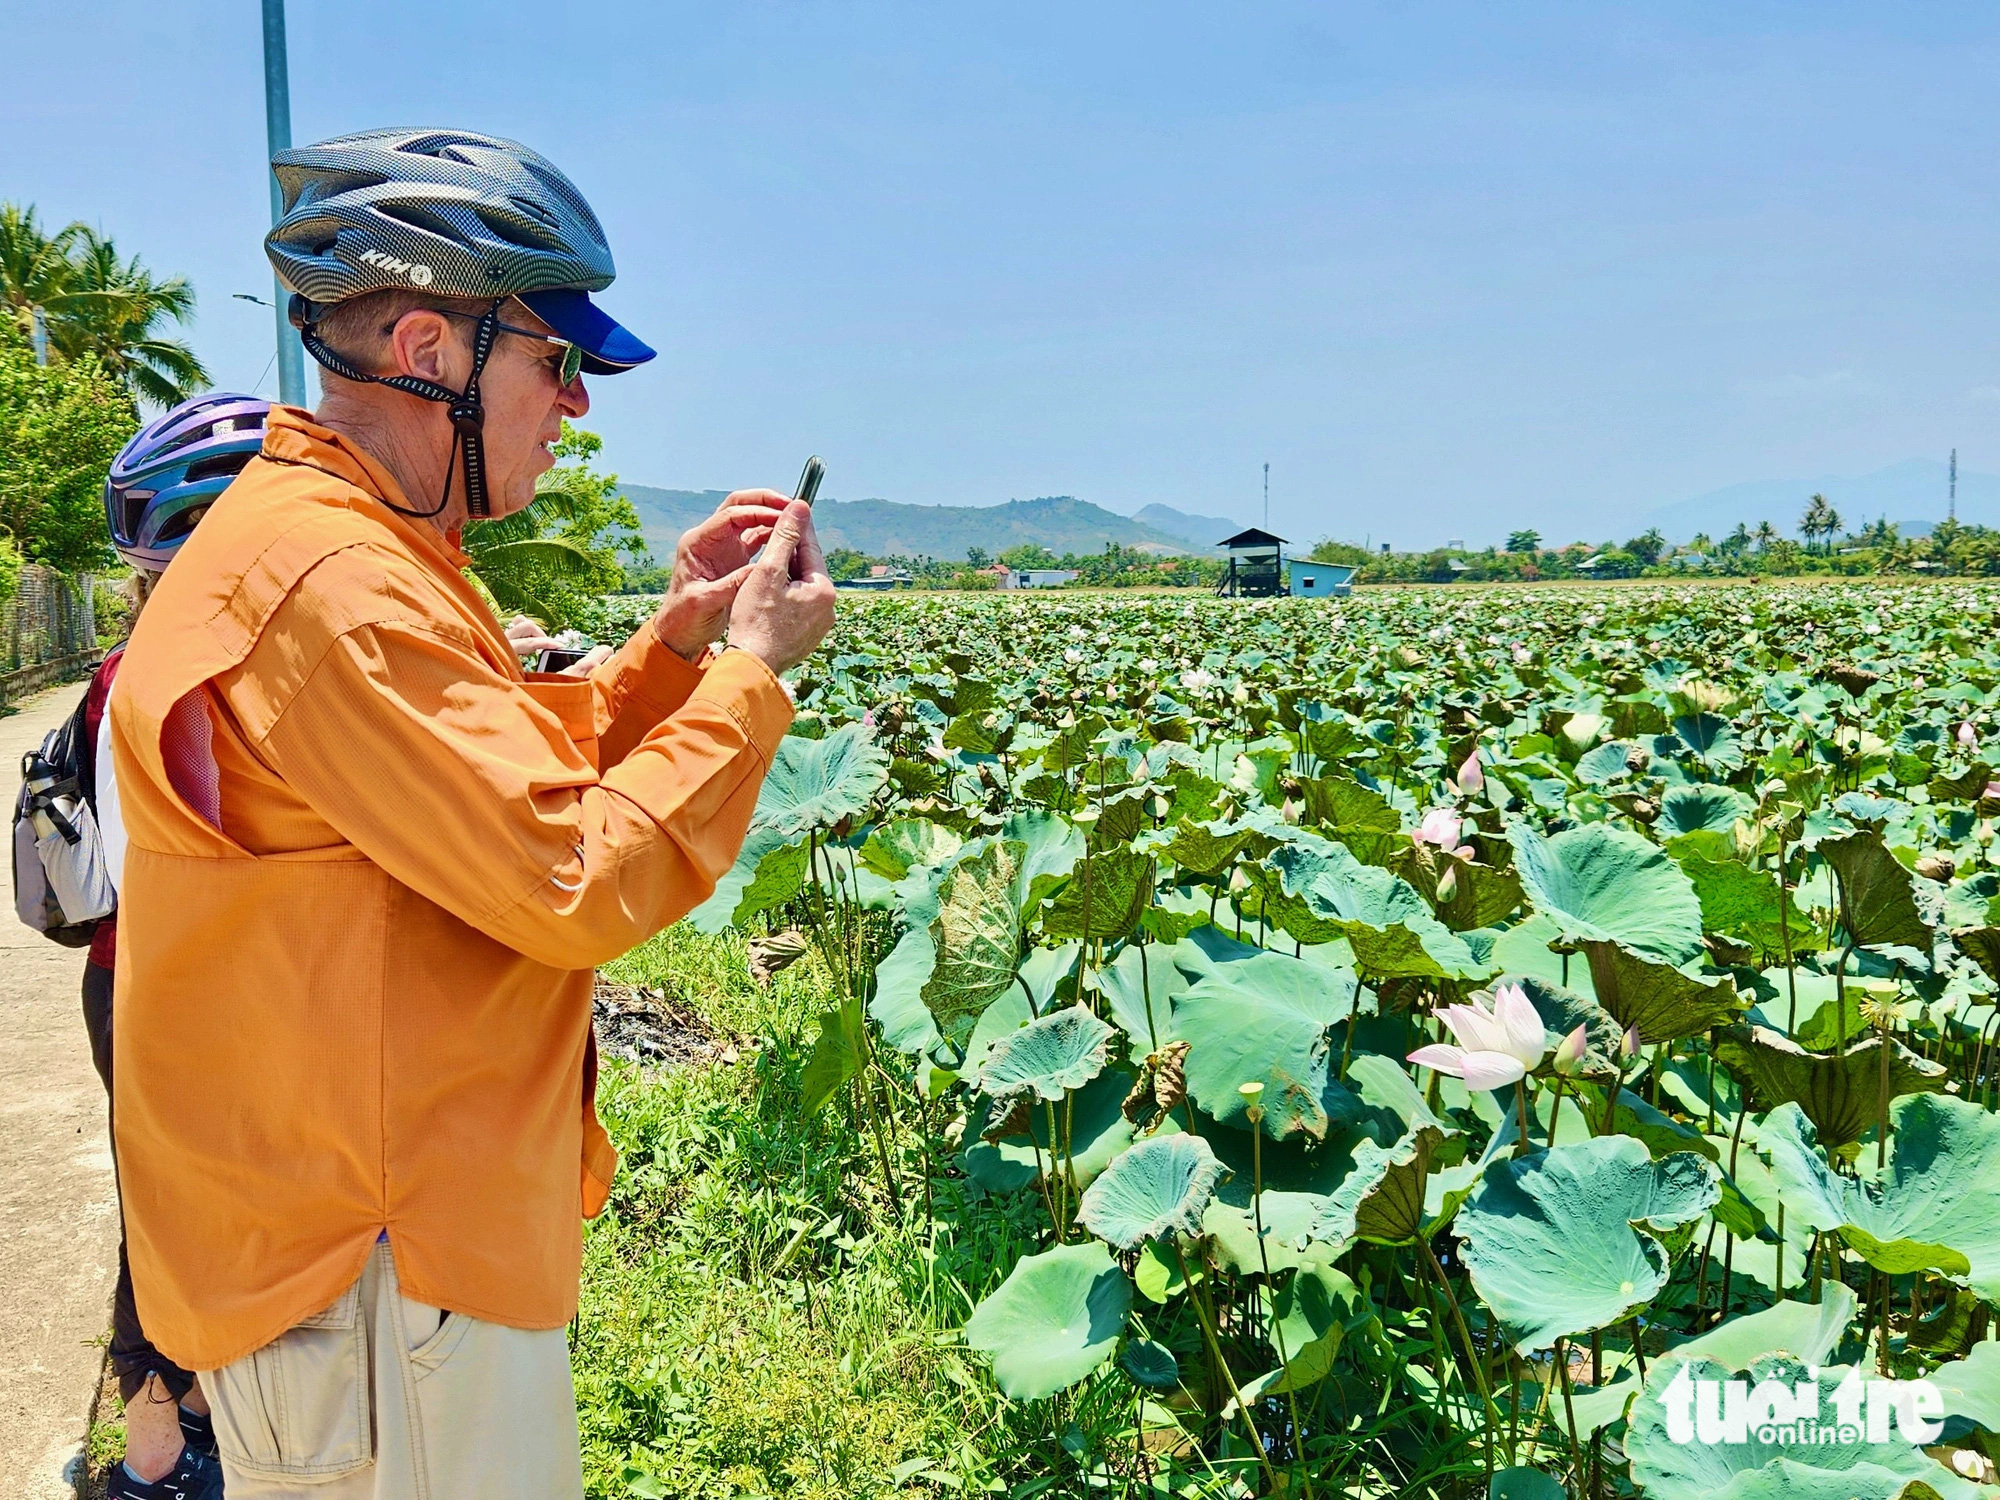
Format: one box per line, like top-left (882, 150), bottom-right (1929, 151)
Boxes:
top-left (1552, 1024), bottom-right (1588, 1076)
top-left (1227, 866), bottom-right (1254, 896)
top-left (1959, 720), bottom-right (1979, 750)
top-left (1456, 748), bottom-right (1485, 797)
top-left (1950, 1450), bottom-right (1987, 1481)
top-left (1434, 863), bottom-right (1458, 902)
top-left (1149, 793), bottom-right (1171, 819)
top-left (1238, 1079), bottom-right (1266, 1126)
top-left (1621, 1024), bottom-right (1643, 1059)
top-left (1281, 798), bottom-right (1302, 825)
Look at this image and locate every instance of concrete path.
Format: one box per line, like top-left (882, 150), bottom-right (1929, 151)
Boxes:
top-left (0, 681), bottom-right (119, 1497)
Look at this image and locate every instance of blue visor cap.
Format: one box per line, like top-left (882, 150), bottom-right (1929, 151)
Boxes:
top-left (516, 288), bottom-right (656, 375)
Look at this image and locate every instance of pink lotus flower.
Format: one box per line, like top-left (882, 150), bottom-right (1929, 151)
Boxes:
top-left (1456, 748), bottom-right (1485, 797)
top-left (1959, 720), bottom-right (1978, 750)
top-left (1409, 983), bottom-right (1547, 1091)
top-left (1551, 1024), bottom-right (1588, 1076)
top-left (1414, 807), bottom-right (1473, 860)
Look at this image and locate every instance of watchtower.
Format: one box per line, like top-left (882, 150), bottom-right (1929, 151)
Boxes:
top-left (1217, 527), bottom-right (1287, 597)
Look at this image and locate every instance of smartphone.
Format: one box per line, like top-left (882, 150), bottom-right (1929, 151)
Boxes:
top-left (536, 646), bottom-right (588, 673)
top-left (793, 455), bottom-right (826, 508)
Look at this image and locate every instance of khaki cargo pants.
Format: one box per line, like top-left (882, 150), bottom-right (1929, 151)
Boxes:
top-left (203, 1240), bottom-right (583, 1498)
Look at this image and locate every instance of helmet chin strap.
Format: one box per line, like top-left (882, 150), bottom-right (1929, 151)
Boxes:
top-left (292, 295), bottom-right (502, 519)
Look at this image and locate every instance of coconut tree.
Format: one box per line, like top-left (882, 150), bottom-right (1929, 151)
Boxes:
top-left (0, 203), bottom-right (205, 407)
top-left (51, 228), bottom-right (206, 406)
top-left (1754, 519), bottom-right (1778, 551)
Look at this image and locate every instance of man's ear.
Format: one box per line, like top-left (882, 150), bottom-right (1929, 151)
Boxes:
top-left (387, 310), bottom-right (462, 386)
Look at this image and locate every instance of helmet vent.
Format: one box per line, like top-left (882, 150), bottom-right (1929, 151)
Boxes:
top-left (183, 452), bottom-right (256, 485)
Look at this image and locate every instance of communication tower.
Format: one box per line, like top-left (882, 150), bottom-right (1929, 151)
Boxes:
top-left (1950, 448), bottom-right (1957, 523)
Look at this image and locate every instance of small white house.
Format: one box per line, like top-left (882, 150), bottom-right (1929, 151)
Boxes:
top-left (1290, 564), bottom-right (1355, 598)
top-left (1001, 568), bottom-right (1078, 589)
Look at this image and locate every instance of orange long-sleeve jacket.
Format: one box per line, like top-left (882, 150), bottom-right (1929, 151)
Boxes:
top-left (108, 408), bottom-right (792, 1370)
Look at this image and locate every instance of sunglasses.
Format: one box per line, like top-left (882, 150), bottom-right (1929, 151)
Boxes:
top-left (441, 308), bottom-right (584, 386)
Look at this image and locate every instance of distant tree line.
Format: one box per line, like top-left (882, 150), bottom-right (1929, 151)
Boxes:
top-left (1311, 495), bottom-right (2000, 582)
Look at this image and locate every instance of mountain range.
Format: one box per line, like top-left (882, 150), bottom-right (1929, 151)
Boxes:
top-left (618, 487), bottom-right (1247, 562)
top-left (618, 457), bottom-right (1992, 562)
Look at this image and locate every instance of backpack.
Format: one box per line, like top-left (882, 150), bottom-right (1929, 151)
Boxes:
top-left (12, 685), bottom-right (116, 946)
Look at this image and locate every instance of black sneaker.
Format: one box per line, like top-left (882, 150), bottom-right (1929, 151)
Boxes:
top-left (178, 1404), bottom-right (218, 1458)
top-left (105, 1444), bottom-right (223, 1500)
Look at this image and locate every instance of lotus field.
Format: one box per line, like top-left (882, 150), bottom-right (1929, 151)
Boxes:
top-left (621, 582), bottom-right (2000, 1497)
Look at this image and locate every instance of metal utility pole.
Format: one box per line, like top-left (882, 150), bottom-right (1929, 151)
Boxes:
top-left (1949, 448), bottom-right (1957, 523)
top-left (30, 306), bottom-right (49, 365)
top-left (1263, 462), bottom-right (1269, 529)
top-left (261, 0), bottom-right (308, 406)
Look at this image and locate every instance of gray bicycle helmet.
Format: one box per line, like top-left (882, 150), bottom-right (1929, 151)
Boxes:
top-left (266, 127), bottom-right (653, 518)
top-left (268, 126), bottom-right (616, 305)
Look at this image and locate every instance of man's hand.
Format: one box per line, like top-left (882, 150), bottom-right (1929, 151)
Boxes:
top-left (504, 615), bottom-right (561, 658)
top-left (727, 500), bottom-right (836, 675)
top-left (652, 490), bottom-right (788, 658)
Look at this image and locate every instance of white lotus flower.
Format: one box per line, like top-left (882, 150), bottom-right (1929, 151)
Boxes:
top-left (1959, 720), bottom-right (1978, 750)
top-left (1181, 668), bottom-right (1217, 695)
top-left (1414, 807), bottom-right (1473, 860)
top-left (1408, 983), bottom-right (1547, 1091)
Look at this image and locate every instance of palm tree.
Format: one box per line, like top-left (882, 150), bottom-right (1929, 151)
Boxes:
top-left (1799, 494), bottom-right (1835, 553)
top-left (53, 228), bottom-right (206, 406)
top-left (0, 203), bottom-right (206, 406)
top-left (0, 204), bottom-right (77, 346)
top-left (1754, 520), bottom-right (1778, 551)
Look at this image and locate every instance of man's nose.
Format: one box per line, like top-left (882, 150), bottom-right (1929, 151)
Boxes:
top-left (559, 375), bottom-right (590, 419)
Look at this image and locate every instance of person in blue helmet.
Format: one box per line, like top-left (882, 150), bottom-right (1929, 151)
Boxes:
top-left (90, 392), bottom-right (272, 1498)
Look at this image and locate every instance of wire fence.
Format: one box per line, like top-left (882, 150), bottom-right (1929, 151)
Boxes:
top-left (1, 564), bottom-right (100, 701)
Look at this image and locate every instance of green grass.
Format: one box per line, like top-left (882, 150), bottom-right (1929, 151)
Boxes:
top-left (576, 928), bottom-right (1493, 1498)
top-left (579, 926), bottom-right (1051, 1499)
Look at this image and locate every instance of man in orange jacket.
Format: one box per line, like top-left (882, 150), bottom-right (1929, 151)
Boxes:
top-left (108, 128), bottom-right (834, 1498)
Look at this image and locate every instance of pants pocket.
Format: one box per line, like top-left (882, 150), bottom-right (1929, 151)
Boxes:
top-left (210, 1284), bottom-right (371, 1479)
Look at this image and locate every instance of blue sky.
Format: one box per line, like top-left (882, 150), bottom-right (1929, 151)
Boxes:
top-left (9, 2), bottom-right (2000, 545)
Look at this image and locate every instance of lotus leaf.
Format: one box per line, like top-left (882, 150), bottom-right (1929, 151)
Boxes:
top-left (1455, 1136), bottom-right (1720, 1352)
top-left (1509, 821), bottom-right (1705, 964)
top-left (1715, 1026), bottom-right (1946, 1148)
top-left (1927, 1341), bottom-right (2000, 1435)
top-left (1820, 831), bottom-right (1934, 952)
top-left (1169, 950), bottom-right (1361, 1141)
top-left (1486, 1471), bottom-right (1566, 1500)
top-left (964, 1242), bottom-right (1133, 1400)
top-left (1682, 855), bottom-right (1822, 962)
top-left (977, 1004), bottom-right (1115, 1103)
top-left (1659, 784), bottom-right (1754, 838)
top-left (1119, 1339), bottom-right (1181, 1390)
top-left (1041, 849), bottom-right (1155, 942)
top-left (756, 723), bottom-right (890, 838)
top-left (1756, 1095), bottom-right (2000, 1300)
top-left (1236, 1264), bottom-right (1366, 1404)
top-left (1581, 939), bottom-right (1743, 1043)
top-left (1078, 1135), bottom-right (1227, 1250)
top-left (963, 1066), bottom-right (1136, 1194)
top-left (1624, 1355), bottom-right (1985, 1500)
top-left (857, 817), bottom-right (963, 881)
top-left (1265, 837), bottom-right (1490, 980)
top-left (1095, 942), bottom-right (1190, 1050)
top-left (923, 840), bottom-right (1025, 1042)
top-left (800, 995), bottom-right (866, 1113)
